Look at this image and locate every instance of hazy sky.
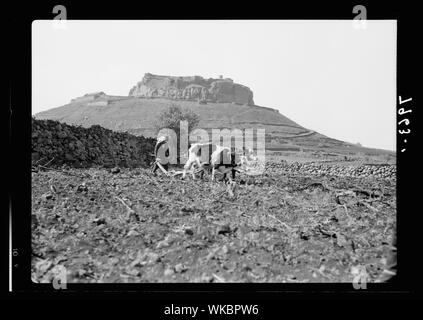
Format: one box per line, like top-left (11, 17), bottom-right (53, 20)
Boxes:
top-left (32, 20), bottom-right (396, 151)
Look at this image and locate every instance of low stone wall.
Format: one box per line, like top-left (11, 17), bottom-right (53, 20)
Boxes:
top-left (32, 118), bottom-right (156, 168)
top-left (266, 161), bottom-right (396, 180)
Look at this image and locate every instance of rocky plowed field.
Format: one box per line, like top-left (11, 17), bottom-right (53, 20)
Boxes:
top-left (32, 166), bottom-right (396, 283)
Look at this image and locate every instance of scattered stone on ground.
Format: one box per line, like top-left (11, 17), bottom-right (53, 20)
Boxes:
top-left (31, 167), bottom-right (396, 283)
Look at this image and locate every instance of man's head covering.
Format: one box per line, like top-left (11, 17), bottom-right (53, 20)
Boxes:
top-left (157, 136), bottom-right (167, 144)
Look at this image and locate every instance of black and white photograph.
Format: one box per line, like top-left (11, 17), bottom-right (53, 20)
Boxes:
top-left (27, 18), bottom-right (400, 286)
top-left (5, 0), bottom-right (423, 305)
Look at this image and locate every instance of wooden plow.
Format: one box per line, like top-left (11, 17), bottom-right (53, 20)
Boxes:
top-left (150, 159), bottom-right (205, 178)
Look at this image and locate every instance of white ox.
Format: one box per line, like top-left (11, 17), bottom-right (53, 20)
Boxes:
top-left (182, 142), bottom-right (241, 181)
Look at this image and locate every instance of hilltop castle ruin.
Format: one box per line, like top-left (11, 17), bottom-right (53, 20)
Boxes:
top-left (128, 73), bottom-right (254, 105)
top-left (70, 73), bottom-right (255, 106)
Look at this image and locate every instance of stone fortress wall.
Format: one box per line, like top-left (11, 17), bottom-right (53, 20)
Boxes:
top-left (32, 118), bottom-right (156, 168)
top-left (128, 73), bottom-right (255, 105)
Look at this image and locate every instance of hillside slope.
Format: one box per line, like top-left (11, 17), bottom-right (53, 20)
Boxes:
top-left (35, 97), bottom-right (304, 137)
top-left (34, 95), bottom-right (394, 158)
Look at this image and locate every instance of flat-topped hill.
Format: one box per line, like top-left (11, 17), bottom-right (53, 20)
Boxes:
top-left (34, 73), bottom-right (395, 159)
top-left (35, 96), bottom-right (304, 137)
